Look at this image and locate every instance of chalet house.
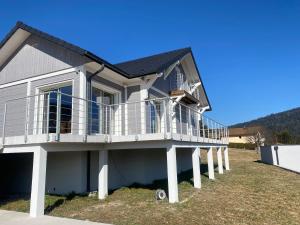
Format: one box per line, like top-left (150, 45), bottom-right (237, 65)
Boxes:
top-left (229, 126), bottom-right (264, 144)
top-left (0, 22), bottom-right (229, 217)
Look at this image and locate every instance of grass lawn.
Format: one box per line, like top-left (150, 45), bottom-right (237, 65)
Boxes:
top-left (1, 148), bottom-right (300, 225)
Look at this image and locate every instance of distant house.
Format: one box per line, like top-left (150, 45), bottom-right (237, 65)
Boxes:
top-left (229, 126), bottom-right (264, 144)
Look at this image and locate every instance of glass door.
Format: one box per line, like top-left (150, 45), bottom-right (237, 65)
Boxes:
top-left (42, 86), bottom-right (72, 134)
top-left (90, 87), bottom-right (114, 134)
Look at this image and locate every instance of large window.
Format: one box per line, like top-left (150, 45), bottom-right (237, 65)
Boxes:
top-left (41, 85), bottom-right (72, 134)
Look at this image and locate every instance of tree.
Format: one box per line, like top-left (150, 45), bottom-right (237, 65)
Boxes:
top-left (247, 131), bottom-right (265, 153)
top-left (276, 131), bottom-right (292, 144)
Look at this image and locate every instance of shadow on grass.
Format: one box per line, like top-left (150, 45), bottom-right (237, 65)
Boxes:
top-left (0, 194), bottom-right (30, 207)
top-left (109, 163), bottom-right (211, 196)
top-left (254, 160), bottom-right (263, 163)
top-left (44, 192), bottom-right (78, 214)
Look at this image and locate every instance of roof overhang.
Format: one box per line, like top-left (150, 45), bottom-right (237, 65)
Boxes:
top-left (0, 27), bottom-right (30, 68)
top-left (85, 61), bottom-right (149, 86)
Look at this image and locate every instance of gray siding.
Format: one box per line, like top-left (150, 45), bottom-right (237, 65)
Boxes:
top-left (28, 72), bottom-right (80, 135)
top-left (0, 83), bottom-right (27, 137)
top-left (0, 35), bottom-right (88, 85)
top-left (90, 75), bottom-right (125, 102)
top-left (127, 85), bottom-right (141, 135)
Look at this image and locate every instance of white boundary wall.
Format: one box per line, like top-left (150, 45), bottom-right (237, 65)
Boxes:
top-left (260, 145), bottom-right (300, 173)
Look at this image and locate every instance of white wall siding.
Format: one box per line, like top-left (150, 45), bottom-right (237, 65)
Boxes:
top-left (46, 151), bottom-right (87, 194)
top-left (90, 148), bottom-right (192, 191)
top-left (261, 145), bottom-right (300, 173)
top-left (0, 35), bottom-right (88, 85)
top-left (1, 148), bottom-right (193, 195)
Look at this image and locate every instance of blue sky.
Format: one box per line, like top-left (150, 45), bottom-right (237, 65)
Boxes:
top-left (1, 0), bottom-right (299, 125)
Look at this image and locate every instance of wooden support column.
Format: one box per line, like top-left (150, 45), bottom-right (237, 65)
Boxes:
top-left (30, 146), bottom-right (47, 217)
top-left (166, 145), bottom-right (179, 203)
top-left (217, 147), bottom-right (224, 174)
top-left (192, 147), bottom-right (201, 188)
top-left (224, 146), bottom-right (230, 170)
top-left (98, 150), bottom-right (108, 199)
top-left (207, 147), bottom-right (215, 180)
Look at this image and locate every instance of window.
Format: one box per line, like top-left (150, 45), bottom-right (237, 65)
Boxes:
top-left (149, 100), bottom-right (162, 133)
top-left (90, 86), bottom-right (116, 134)
top-left (41, 85), bottom-right (72, 134)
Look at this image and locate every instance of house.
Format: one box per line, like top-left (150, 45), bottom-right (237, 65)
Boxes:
top-left (0, 22), bottom-right (229, 217)
top-left (229, 126), bottom-right (264, 144)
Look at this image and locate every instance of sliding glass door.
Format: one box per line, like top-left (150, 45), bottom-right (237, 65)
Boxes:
top-left (90, 87), bottom-right (115, 134)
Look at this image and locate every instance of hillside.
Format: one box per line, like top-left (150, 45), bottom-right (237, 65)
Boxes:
top-left (231, 107), bottom-right (300, 144)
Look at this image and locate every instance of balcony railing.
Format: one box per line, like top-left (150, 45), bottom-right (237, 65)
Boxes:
top-left (0, 91), bottom-right (228, 145)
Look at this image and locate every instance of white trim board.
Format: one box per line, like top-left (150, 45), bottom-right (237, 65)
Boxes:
top-left (0, 67), bottom-right (78, 89)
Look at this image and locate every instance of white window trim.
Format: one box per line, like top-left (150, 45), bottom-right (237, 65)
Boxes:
top-left (0, 67), bottom-right (78, 89)
top-left (33, 80), bottom-right (74, 135)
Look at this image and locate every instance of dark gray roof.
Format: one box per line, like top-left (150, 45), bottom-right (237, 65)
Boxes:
top-left (0, 22), bottom-right (212, 109)
top-left (0, 22), bottom-right (193, 79)
top-left (115, 47), bottom-right (191, 77)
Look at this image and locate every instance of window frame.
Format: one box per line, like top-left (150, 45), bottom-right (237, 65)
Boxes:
top-left (33, 80), bottom-right (74, 135)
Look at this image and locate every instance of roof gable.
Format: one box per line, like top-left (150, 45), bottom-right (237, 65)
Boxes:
top-left (115, 48), bottom-right (191, 77)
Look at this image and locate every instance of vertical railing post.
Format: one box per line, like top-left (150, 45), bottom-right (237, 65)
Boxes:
top-left (89, 100), bottom-right (92, 135)
top-left (214, 121), bottom-right (217, 143)
top-left (24, 96), bottom-right (30, 143)
top-left (109, 105), bottom-right (112, 142)
top-left (2, 103), bottom-right (7, 146)
top-left (163, 99), bottom-right (167, 138)
top-left (202, 115), bottom-right (205, 139)
top-left (169, 100), bottom-right (173, 139)
top-left (227, 127), bottom-right (229, 143)
top-left (209, 119), bottom-right (213, 143)
top-left (134, 102), bottom-right (138, 140)
top-left (35, 94), bottom-right (39, 135)
top-left (179, 104), bottom-right (182, 139)
top-left (215, 122), bottom-right (218, 143)
top-left (105, 105), bottom-right (108, 139)
top-left (188, 108), bottom-right (191, 140)
top-left (196, 112), bottom-right (200, 142)
top-left (56, 91), bottom-right (61, 141)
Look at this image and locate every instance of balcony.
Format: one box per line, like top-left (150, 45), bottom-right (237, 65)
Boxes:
top-left (0, 91), bottom-right (228, 146)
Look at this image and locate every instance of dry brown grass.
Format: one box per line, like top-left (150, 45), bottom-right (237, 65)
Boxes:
top-left (1, 148), bottom-right (300, 225)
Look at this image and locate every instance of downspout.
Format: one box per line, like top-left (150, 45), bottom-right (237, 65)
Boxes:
top-left (86, 64), bottom-right (104, 193)
top-left (87, 64), bottom-right (105, 101)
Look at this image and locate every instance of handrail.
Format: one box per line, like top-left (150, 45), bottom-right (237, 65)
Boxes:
top-left (0, 90), bottom-right (229, 144)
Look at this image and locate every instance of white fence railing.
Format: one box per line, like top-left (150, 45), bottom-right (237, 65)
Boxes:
top-left (0, 91), bottom-right (228, 144)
